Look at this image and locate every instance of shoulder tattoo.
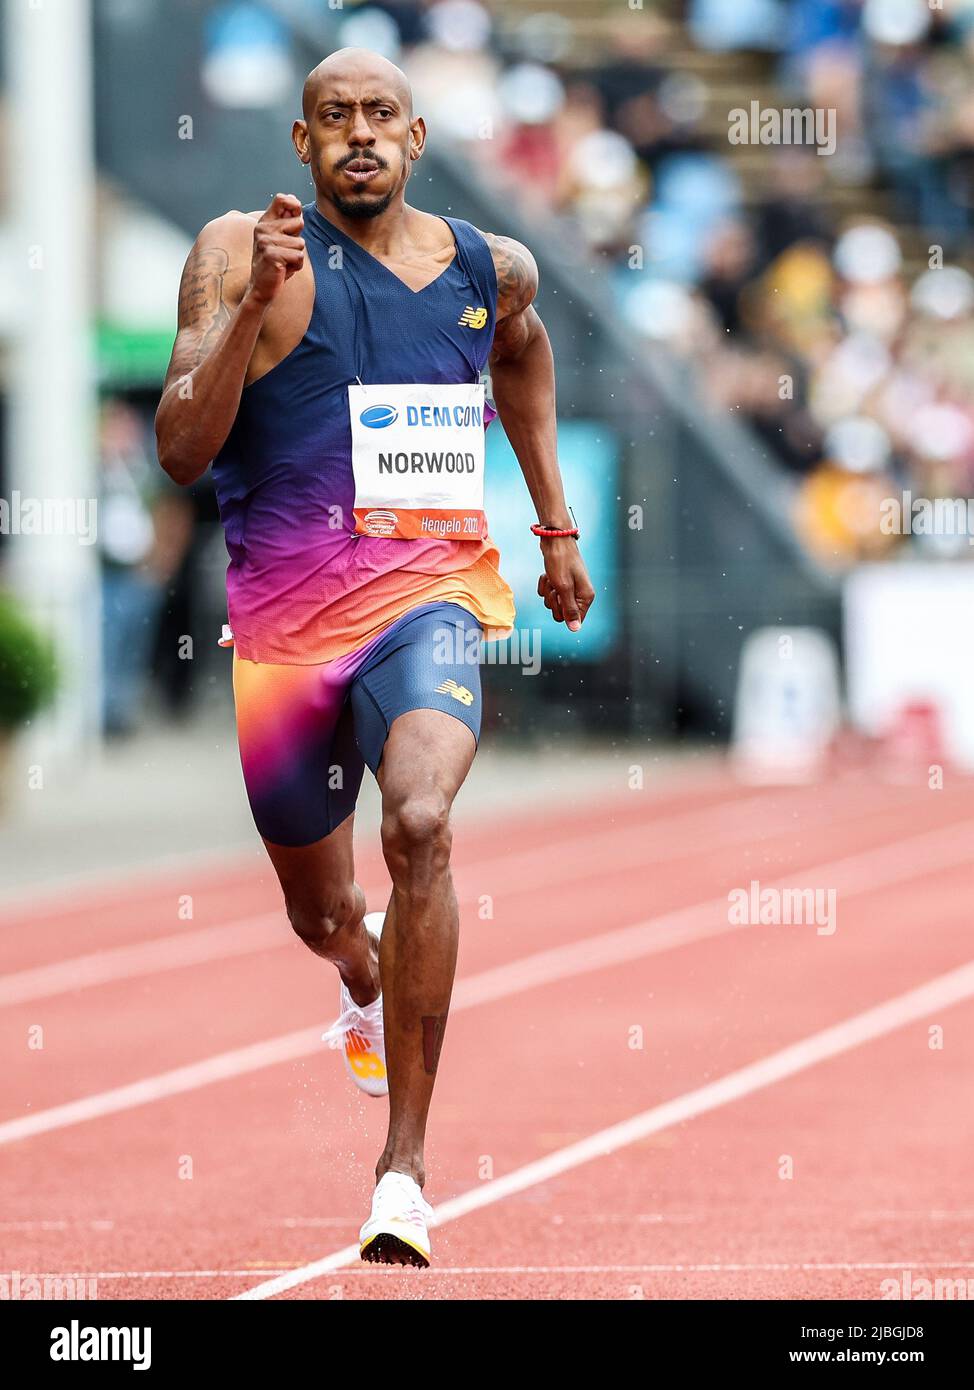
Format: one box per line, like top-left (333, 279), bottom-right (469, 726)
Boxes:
top-left (482, 232), bottom-right (538, 319)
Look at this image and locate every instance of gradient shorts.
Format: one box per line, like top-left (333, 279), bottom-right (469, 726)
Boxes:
top-left (231, 602), bottom-right (483, 847)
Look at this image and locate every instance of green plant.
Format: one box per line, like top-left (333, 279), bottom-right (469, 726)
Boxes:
top-left (0, 592), bottom-right (58, 732)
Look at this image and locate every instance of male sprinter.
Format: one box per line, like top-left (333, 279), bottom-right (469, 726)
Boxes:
top-left (155, 48), bottom-right (593, 1267)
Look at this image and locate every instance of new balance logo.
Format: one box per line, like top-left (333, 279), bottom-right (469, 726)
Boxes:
top-left (458, 306), bottom-right (488, 329)
top-left (435, 678), bottom-right (474, 706)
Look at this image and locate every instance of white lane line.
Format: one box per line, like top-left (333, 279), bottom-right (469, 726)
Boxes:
top-left (0, 845), bottom-right (260, 919)
top-left (859, 1210), bottom-right (974, 1221)
top-left (0, 1027), bottom-right (323, 1147)
top-left (0, 787), bottom-right (954, 1007)
top-left (27, 1261), bottom-right (974, 1280)
top-left (2, 815), bottom-right (972, 1147)
top-left (278, 1217), bottom-right (354, 1228)
top-left (0, 781), bottom-right (786, 975)
top-left (0, 764), bottom-right (732, 920)
top-left (437, 815), bottom-right (974, 1010)
top-left (0, 1221), bottom-right (70, 1231)
top-left (0, 917), bottom-right (284, 1007)
top-left (0, 788), bottom-right (774, 997)
top-left (234, 957), bottom-right (974, 1299)
top-left (451, 781), bottom-right (854, 897)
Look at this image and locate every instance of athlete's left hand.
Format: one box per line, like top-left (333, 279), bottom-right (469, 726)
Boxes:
top-left (537, 539), bottom-right (595, 632)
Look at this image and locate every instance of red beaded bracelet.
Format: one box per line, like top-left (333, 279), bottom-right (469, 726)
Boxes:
top-left (531, 507), bottom-right (579, 540)
top-left (531, 523), bottom-right (580, 538)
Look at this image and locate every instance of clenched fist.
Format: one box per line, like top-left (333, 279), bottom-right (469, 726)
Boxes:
top-left (249, 193), bottom-right (305, 305)
top-left (537, 537), bottom-right (595, 632)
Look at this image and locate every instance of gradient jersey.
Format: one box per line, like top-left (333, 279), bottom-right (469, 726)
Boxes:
top-left (212, 204), bottom-right (516, 664)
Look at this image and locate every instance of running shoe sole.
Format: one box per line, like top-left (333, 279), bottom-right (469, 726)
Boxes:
top-left (360, 1230), bottom-right (430, 1269)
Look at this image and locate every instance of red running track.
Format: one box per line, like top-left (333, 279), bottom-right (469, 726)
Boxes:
top-left (2, 763), bottom-right (973, 1300)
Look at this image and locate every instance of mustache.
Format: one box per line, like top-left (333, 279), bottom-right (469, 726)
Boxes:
top-left (335, 152), bottom-right (389, 171)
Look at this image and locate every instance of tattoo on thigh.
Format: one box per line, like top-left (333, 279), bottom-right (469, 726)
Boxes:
top-left (421, 1013), bottom-right (449, 1075)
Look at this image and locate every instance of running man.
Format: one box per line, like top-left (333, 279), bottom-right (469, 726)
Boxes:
top-left (155, 47), bottom-right (594, 1267)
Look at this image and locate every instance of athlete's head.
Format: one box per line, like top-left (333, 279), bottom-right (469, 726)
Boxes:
top-left (293, 48), bottom-right (424, 220)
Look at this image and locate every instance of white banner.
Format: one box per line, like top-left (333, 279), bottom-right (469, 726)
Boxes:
top-left (845, 563), bottom-right (974, 769)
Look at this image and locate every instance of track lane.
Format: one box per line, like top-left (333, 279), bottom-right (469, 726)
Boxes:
top-left (3, 793), bottom-right (973, 1118)
top-left (2, 771), bottom-right (972, 1299)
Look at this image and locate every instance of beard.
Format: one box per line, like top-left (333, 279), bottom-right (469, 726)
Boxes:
top-left (331, 187), bottom-right (396, 220)
top-left (329, 150), bottom-right (405, 219)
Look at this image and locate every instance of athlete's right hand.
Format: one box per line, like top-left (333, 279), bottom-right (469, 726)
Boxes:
top-left (249, 193), bottom-right (305, 305)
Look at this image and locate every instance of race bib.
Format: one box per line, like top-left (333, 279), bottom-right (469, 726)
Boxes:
top-left (349, 382), bottom-right (487, 540)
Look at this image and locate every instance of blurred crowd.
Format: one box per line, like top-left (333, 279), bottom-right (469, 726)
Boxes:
top-left (97, 401), bottom-right (200, 736)
top-left (288, 0), bottom-right (974, 567)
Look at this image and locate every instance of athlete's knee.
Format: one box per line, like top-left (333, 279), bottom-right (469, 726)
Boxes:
top-left (381, 792), bottom-right (452, 868)
top-left (285, 883), bottom-right (361, 950)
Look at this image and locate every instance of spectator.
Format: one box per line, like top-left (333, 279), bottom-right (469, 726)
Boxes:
top-left (99, 401), bottom-right (191, 736)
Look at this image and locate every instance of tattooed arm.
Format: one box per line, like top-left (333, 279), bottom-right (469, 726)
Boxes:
top-left (482, 232), bottom-right (595, 631)
top-left (155, 193), bottom-right (305, 486)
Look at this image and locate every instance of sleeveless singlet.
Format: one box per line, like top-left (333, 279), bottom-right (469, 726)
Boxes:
top-left (211, 203), bottom-right (516, 665)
